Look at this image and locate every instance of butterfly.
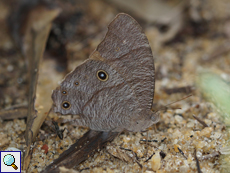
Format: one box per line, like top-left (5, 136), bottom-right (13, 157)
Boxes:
top-left (51, 13), bottom-right (159, 132)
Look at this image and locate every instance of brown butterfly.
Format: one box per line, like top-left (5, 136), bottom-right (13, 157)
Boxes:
top-left (51, 13), bottom-right (159, 132)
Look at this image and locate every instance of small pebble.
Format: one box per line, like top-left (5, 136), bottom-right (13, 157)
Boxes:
top-left (151, 151), bottom-right (161, 171)
top-left (200, 127), bottom-right (213, 138)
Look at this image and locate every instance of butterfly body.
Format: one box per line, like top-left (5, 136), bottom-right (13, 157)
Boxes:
top-left (52, 13), bottom-right (158, 132)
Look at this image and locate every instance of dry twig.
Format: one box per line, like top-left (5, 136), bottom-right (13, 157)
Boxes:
top-left (193, 114), bottom-right (209, 128)
top-left (42, 130), bottom-right (118, 173)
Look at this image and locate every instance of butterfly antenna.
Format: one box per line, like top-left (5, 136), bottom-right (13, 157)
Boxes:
top-left (164, 94), bottom-right (192, 107)
top-left (153, 94), bottom-right (192, 113)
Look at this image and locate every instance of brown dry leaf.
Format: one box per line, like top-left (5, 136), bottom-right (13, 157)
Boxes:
top-left (0, 106), bottom-right (27, 120)
top-left (34, 58), bottom-right (65, 142)
top-left (41, 130), bottom-right (118, 173)
top-left (20, 6), bottom-right (60, 171)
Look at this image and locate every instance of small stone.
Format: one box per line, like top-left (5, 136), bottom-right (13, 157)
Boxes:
top-left (41, 144), bottom-right (49, 154)
top-left (204, 119), bottom-right (212, 126)
top-left (123, 137), bottom-right (131, 143)
top-left (210, 132), bottom-right (222, 139)
top-left (200, 127), bottom-right (213, 138)
top-left (7, 65), bottom-right (14, 72)
top-left (187, 121), bottom-right (194, 128)
top-left (172, 129), bottom-right (182, 139)
top-left (174, 144), bottom-right (181, 152)
top-left (196, 141), bottom-right (206, 149)
top-left (151, 151), bottom-right (161, 171)
top-left (174, 115), bottom-right (184, 124)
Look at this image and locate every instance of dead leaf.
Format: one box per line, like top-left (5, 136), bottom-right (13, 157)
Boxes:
top-left (0, 106), bottom-right (27, 120)
top-left (41, 130), bottom-right (118, 173)
top-left (10, 4), bottom-right (61, 171)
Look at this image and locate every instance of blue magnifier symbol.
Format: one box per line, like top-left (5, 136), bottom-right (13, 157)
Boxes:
top-left (3, 154), bottom-right (18, 170)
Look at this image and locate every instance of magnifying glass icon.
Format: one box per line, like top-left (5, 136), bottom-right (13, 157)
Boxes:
top-left (3, 154), bottom-right (18, 170)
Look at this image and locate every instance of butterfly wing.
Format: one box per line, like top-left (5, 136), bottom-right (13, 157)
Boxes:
top-left (52, 59), bottom-right (141, 131)
top-left (52, 13), bottom-right (156, 132)
top-left (95, 13), bottom-right (155, 112)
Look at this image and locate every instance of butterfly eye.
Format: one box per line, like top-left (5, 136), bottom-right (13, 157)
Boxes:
top-left (97, 70), bottom-right (108, 81)
top-left (74, 81), bottom-right (79, 86)
top-left (62, 90), bottom-right (67, 95)
top-left (62, 101), bottom-right (71, 109)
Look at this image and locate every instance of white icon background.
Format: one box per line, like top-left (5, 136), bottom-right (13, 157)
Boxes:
top-left (1, 151), bottom-right (21, 172)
